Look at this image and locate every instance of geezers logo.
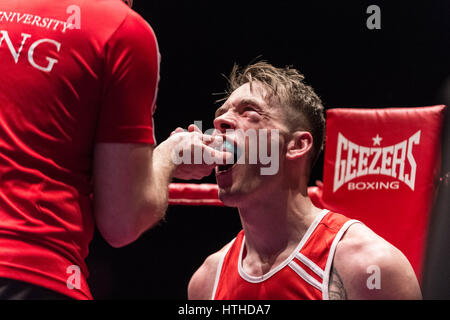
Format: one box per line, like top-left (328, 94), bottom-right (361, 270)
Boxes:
top-left (333, 131), bottom-right (420, 192)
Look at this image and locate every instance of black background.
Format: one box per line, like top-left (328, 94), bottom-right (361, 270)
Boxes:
top-left (85, 0), bottom-right (450, 299)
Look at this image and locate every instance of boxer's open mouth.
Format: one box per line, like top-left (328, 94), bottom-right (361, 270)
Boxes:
top-left (217, 140), bottom-right (240, 173)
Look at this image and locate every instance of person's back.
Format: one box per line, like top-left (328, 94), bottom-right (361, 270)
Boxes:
top-left (0, 0), bottom-right (159, 299)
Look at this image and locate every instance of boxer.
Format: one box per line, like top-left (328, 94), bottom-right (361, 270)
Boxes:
top-left (188, 62), bottom-right (422, 300)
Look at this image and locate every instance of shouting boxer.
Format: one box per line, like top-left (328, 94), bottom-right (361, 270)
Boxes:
top-left (188, 62), bottom-right (422, 300)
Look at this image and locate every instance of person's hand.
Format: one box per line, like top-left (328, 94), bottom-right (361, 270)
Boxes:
top-left (156, 124), bottom-right (232, 180)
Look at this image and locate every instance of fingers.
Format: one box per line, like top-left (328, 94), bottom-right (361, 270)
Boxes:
top-left (173, 164), bottom-right (215, 180)
top-left (188, 124), bottom-right (202, 133)
top-left (188, 124), bottom-right (217, 145)
top-left (170, 125), bottom-right (216, 145)
top-left (170, 127), bottom-right (185, 136)
top-left (202, 145), bottom-right (233, 165)
top-left (167, 124), bottom-right (233, 180)
top-left (182, 141), bottom-right (231, 166)
top-left (169, 134), bottom-right (234, 180)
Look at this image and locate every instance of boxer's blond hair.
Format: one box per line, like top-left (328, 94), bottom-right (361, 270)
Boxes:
top-left (223, 61), bottom-right (325, 166)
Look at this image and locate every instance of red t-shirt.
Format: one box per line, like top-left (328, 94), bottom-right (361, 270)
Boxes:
top-left (0, 0), bottom-right (160, 299)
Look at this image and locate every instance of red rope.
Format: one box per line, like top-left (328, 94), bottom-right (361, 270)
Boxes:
top-left (168, 183), bottom-right (323, 208)
top-left (168, 183), bottom-right (224, 206)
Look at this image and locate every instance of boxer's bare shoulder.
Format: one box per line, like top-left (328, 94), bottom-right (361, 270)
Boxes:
top-left (329, 223), bottom-right (422, 300)
top-left (188, 241), bottom-right (232, 300)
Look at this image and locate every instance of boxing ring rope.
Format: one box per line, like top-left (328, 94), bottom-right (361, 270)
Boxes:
top-left (168, 183), bottom-right (224, 206)
top-left (168, 183), bottom-right (322, 207)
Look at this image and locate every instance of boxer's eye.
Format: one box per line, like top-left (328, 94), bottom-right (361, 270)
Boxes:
top-left (241, 106), bottom-right (257, 114)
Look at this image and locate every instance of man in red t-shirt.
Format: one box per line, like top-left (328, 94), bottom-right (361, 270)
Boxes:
top-left (0, 0), bottom-right (226, 299)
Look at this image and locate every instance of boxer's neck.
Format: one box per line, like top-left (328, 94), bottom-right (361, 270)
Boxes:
top-left (238, 186), bottom-right (322, 276)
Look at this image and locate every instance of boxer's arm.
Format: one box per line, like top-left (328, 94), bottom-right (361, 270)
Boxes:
top-left (188, 244), bottom-right (231, 300)
top-left (330, 223), bottom-right (422, 300)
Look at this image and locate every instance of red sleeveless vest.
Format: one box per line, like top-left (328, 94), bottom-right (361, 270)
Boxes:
top-left (213, 210), bottom-right (360, 300)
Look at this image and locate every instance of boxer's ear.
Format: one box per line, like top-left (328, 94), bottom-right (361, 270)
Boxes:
top-left (286, 131), bottom-right (313, 160)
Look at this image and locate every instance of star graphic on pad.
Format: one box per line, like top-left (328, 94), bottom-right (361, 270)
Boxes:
top-left (372, 134), bottom-right (383, 146)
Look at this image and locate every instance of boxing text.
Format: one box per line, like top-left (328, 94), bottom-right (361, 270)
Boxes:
top-left (333, 131), bottom-right (420, 192)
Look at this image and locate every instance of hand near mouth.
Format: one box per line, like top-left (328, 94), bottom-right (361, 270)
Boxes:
top-left (158, 124), bottom-right (233, 180)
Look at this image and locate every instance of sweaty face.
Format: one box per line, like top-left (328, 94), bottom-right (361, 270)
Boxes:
top-left (213, 82), bottom-right (289, 207)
